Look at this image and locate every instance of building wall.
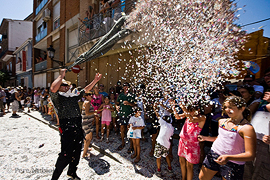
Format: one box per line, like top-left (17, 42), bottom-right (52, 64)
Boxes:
top-left (237, 29), bottom-right (270, 78)
top-left (0, 20), bottom-right (9, 52)
top-left (8, 21), bottom-right (32, 51)
top-left (76, 49), bottom-right (137, 92)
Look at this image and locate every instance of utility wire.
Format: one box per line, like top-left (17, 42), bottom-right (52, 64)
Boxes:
top-left (241, 17), bottom-right (270, 27)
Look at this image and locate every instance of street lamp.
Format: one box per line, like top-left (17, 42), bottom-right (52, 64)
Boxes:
top-left (47, 45), bottom-right (63, 66)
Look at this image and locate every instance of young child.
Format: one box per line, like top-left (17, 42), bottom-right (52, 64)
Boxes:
top-left (25, 97), bottom-right (31, 113)
top-left (173, 103), bottom-right (206, 180)
top-left (127, 107), bottom-right (145, 163)
top-left (154, 114), bottom-right (174, 177)
top-left (47, 95), bottom-right (59, 125)
top-left (198, 96), bottom-right (256, 180)
top-left (98, 97), bottom-right (114, 142)
top-left (109, 93), bottom-right (118, 134)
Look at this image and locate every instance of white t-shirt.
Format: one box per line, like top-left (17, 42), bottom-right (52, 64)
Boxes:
top-left (158, 98), bottom-right (172, 119)
top-left (156, 118), bottom-right (174, 149)
top-left (137, 98), bottom-right (145, 121)
top-left (128, 116), bottom-right (145, 138)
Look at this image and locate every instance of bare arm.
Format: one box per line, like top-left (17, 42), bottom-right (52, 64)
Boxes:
top-left (84, 102), bottom-right (95, 116)
top-left (123, 101), bottom-right (136, 107)
top-left (248, 102), bottom-right (260, 115)
top-left (153, 102), bottom-right (160, 119)
top-left (96, 104), bottom-right (104, 112)
top-left (132, 126), bottom-right (145, 130)
top-left (100, 3), bottom-right (110, 13)
top-left (180, 104), bottom-right (205, 123)
top-left (109, 104), bottom-right (115, 112)
top-left (84, 73), bottom-right (102, 92)
top-left (198, 135), bottom-right (217, 142)
top-left (111, 0), bottom-right (120, 8)
top-left (171, 103), bottom-right (186, 119)
top-left (50, 69), bottom-right (66, 93)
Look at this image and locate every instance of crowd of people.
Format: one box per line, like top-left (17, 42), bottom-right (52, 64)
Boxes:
top-left (79, 0), bottom-right (122, 34)
top-left (0, 67), bottom-right (270, 180)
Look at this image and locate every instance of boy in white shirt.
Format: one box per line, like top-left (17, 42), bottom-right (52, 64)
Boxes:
top-left (128, 107), bottom-right (145, 163)
top-left (154, 115), bottom-right (174, 176)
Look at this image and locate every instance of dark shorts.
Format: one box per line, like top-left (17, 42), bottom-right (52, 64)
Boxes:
top-left (203, 150), bottom-right (244, 180)
top-left (0, 101), bottom-right (4, 109)
top-left (117, 116), bottom-right (129, 126)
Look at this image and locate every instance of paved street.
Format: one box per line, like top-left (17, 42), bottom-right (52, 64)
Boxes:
top-left (0, 110), bottom-right (220, 180)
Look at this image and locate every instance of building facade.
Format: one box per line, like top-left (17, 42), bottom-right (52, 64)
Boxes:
top-left (32, 0), bottom-right (80, 88)
top-left (76, 0), bottom-right (138, 92)
top-left (0, 18), bottom-right (33, 87)
top-left (13, 38), bottom-right (33, 88)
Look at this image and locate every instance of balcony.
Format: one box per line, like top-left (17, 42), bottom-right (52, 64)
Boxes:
top-left (35, 27), bottom-right (47, 43)
top-left (35, 0), bottom-right (48, 15)
top-left (78, 0), bottom-right (135, 46)
top-left (35, 60), bottom-right (47, 72)
top-left (16, 63), bottom-right (23, 73)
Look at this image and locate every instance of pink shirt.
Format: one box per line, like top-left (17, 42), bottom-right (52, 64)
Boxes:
top-left (212, 121), bottom-right (248, 165)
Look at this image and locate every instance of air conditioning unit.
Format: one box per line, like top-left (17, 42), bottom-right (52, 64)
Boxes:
top-left (42, 8), bottom-right (51, 21)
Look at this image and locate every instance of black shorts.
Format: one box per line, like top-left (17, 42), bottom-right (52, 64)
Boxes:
top-left (117, 116), bottom-right (129, 126)
top-left (203, 150), bottom-right (244, 180)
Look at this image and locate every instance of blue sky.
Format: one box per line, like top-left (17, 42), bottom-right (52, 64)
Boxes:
top-left (0, 0), bottom-right (270, 37)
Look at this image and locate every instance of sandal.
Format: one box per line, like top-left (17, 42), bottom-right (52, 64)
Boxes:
top-left (127, 147), bottom-right (134, 154)
top-left (117, 144), bottom-right (125, 151)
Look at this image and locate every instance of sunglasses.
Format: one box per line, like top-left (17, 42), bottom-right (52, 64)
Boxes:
top-left (60, 84), bottom-right (69, 87)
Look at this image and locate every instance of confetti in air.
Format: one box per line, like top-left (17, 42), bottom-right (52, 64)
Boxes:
top-left (123, 0), bottom-right (247, 105)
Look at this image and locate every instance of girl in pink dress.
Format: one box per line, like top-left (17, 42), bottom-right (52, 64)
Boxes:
top-left (91, 85), bottom-right (104, 139)
top-left (98, 97), bottom-right (114, 143)
top-left (172, 103), bottom-right (206, 180)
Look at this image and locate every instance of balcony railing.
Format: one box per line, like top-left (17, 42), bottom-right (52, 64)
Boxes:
top-left (16, 63), bottom-right (22, 73)
top-left (36, 0), bottom-right (48, 15)
top-left (35, 27), bottom-right (47, 43)
top-left (78, 0), bottom-right (135, 46)
top-left (0, 49), bottom-right (7, 59)
top-left (35, 60), bottom-right (47, 72)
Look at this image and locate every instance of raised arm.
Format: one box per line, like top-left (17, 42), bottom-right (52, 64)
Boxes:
top-left (153, 102), bottom-right (160, 119)
top-left (50, 69), bottom-right (66, 93)
top-left (84, 73), bottom-right (102, 92)
top-left (170, 99), bottom-right (186, 120)
top-left (179, 104), bottom-right (205, 123)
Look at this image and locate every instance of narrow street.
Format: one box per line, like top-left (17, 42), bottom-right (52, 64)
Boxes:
top-left (0, 111), bottom-right (220, 180)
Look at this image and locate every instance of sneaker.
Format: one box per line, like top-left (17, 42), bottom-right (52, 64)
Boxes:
top-left (167, 167), bottom-right (173, 173)
top-left (67, 173), bottom-right (81, 180)
top-left (106, 138), bottom-right (109, 143)
top-left (156, 170), bottom-right (162, 177)
top-left (100, 136), bottom-right (104, 141)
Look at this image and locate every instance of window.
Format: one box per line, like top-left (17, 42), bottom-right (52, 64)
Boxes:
top-left (67, 28), bottom-right (78, 62)
top-left (53, 18), bottom-right (60, 30)
top-left (53, 1), bottom-right (60, 30)
top-left (37, 24), bottom-right (43, 34)
top-left (25, 47), bottom-right (28, 67)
